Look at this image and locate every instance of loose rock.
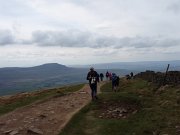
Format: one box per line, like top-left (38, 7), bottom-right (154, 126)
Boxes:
top-left (0, 122), bottom-right (5, 126)
top-left (39, 114), bottom-right (47, 119)
top-left (3, 130), bottom-right (13, 134)
top-left (27, 128), bottom-right (43, 135)
top-left (9, 130), bottom-right (19, 135)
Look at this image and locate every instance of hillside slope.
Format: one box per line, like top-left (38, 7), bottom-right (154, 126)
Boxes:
top-left (0, 63), bottom-right (87, 96)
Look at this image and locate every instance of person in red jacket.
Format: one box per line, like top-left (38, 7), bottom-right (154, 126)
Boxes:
top-left (86, 67), bottom-right (99, 100)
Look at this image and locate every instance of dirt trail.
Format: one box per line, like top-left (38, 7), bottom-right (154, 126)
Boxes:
top-left (0, 82), bottom-right (105, 135)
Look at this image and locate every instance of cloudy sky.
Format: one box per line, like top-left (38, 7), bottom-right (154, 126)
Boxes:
top-left (0, 0), bottom-right (180, 67)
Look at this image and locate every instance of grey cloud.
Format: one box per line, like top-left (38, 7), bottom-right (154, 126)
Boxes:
top-left (112, 37), bottom-right (156, 49)
top-left (1, 29), bottom-right (180, 49)
top-left (156, 38), bottom-right (180, 47)
top-left (117, 37), bottom-right (180, 49)
top-left (30, 30), bottom-right (180, 49)
top-left (167, 1), bottom-right (180, 14)
top-left (31, 30), bottom-right (124, 48)
top-left (124, 37), bottom-right (156, 48)
top-left (32, 30), bottom-right (92, 47)
top-left (0, 30), bottom-right (15, 45)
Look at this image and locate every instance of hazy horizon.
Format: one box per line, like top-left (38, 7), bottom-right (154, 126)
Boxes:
top-left (0, 59), bottom-right (180, 68)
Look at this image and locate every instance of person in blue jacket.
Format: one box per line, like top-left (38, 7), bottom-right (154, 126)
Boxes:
top-left (112, 73), bottom-right (118, 92)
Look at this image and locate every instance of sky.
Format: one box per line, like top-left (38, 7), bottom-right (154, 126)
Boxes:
top-left (0, 0), bottom-right (180, 67)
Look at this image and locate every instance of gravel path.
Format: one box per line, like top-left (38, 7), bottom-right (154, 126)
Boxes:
top-left (0, 83), bottom-right (104, 135)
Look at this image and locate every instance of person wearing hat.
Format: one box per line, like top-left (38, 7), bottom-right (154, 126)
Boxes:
top-left (86, 67), bottom-right (99, 100)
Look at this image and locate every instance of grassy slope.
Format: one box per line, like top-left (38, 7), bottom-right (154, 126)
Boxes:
top-left (0, 84), bottom-right (84, 116)
top-left (60, 79), bottom-right (180, 135)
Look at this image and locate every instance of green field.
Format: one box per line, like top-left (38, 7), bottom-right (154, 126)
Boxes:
top-left (60, 79), bottom-right (180, 135)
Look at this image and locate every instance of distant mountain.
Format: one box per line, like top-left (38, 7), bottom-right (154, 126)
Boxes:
top-left (0, 63), bottom-right (131, 96)
top-left (0, 63), bottom-right (69, 82)
top-left (71, 60), bottom-right (180, 71)
top-left (0, 63), bottom-right (85, 96)
top-left (31, 63), bottom-right (67, 70)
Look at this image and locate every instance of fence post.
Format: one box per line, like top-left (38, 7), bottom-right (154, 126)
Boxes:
top-left (163, 64), bottom-right (170, 85)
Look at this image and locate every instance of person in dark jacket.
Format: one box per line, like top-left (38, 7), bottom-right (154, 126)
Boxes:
top-left (86, 67), bottom-right (99, 100)
top-left (99, 73), bottom-right (104, 81)
top-left (115, 76), bottom-right (120, 87)
top-left (112, 73), bottom-right (117, 91)
top-left (130, 72), bottom-right (134, 79)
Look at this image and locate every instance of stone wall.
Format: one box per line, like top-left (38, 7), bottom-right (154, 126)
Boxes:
top-left (135, 70), bottom-right (180, 85)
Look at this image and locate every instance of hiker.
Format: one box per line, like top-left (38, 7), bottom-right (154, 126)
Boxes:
top-left (109, 72), bottom-right (112, 80)
top-left (115, 76), bottom-right (120, 87)
top-left (126, 74), bottom-right (131, 80)
top-left (130, 72), bottom-right (134, 79)
top-left (86, 67), bottom-right (99, 100)
top-left (100, 73), bottom-right (104, 81)
top-left (106, 71), bottom-right (109, 80)
top-left (112, 73), bottom-right (118, 92)
top-left (97, 73), bottom-right (100, 82)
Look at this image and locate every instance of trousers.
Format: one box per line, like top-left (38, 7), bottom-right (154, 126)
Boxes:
top-left (89, 83), bottom-right (97, 98)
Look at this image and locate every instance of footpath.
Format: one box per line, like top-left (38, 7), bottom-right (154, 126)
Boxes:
top-left (0, 82), bottom-right (105, 135)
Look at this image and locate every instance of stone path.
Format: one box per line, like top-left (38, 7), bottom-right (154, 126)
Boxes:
top-left (0, 83), bottom-right (104, 135)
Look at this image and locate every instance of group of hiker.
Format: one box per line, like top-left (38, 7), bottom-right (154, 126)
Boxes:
top-left (86, 67), bottom-right (121, 100)
top-left (105, 71), bottom-right (120, 92)
top-left (126, 72), bottom-right (134, 80)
